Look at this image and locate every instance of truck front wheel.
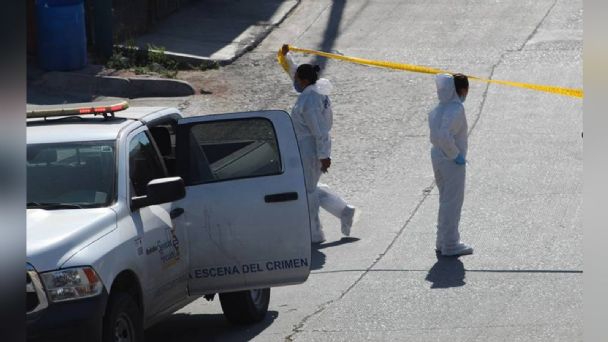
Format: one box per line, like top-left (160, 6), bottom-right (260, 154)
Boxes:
top-left (219, 288), bottom-right (270, 324)
top-left (102, 292), bottom-right (143, 342)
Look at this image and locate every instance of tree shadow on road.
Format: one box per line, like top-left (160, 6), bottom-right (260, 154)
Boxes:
top-left (311, 237), bottom-right (360, 271)
top-left (425, 254), bottom-right (466, 289)
top-left (145, 310), bottom-right (278, 342)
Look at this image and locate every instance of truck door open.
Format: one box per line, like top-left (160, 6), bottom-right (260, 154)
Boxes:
top-left (176, 110), bottom-right (311, 294)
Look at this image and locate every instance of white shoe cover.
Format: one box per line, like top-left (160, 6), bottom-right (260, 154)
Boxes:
top-left (441, 243), bottom-right (474, 256)
top-left (340, 205), bottom-right (356, 236)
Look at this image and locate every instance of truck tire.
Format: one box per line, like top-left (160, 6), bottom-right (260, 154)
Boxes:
top-left (102, 292), bottom-right (143, 342)
top-left (219, 288), bottom-right (270, 324)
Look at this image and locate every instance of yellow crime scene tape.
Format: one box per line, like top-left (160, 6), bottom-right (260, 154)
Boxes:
top-left (278, 45), bottom-right (583, 99)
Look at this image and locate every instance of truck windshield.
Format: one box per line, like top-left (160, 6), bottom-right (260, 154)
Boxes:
top-left (27, 141), bottom-right (116, 209)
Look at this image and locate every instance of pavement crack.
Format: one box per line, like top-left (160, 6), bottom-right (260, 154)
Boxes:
top-left (468, 61), bottom-right (496, 136)
top-left (517, 0), bottom-right (559, 52)
top-left (284, 294), bottom-right (344, 341)
top-left (311, 268), bottom-right (583, 275)
top-left (295, 2), bottom-right (333, 44)
top-left (284, 70), bottom-right (492, 339)
top-left (306, 321), bottom-right (579, 333)
top-left (469, 0), bottom-right (557, 135)
top-left (284, 3), bottom-right (563, 341)
top-left (284, 186), bottom-right (435, 341)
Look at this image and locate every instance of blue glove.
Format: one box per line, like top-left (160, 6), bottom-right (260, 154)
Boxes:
top-left (453, 153), bottom-right (466, 165)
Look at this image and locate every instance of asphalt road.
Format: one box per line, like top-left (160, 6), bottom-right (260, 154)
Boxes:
top-left (144, 0), bottom-right (583, 341)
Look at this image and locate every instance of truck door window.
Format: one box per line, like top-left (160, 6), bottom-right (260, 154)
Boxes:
top-left (149, 125), bottom-right (177, 176)
top-left (188, 118), bottom-right (282, 183)
top-left (129, 132), bottom-right (166, 196)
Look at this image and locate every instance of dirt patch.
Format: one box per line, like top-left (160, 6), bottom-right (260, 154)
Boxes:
top-left (177, 70), bottom-right (233, 97)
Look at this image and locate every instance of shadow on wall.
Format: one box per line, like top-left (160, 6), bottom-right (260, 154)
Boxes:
top-left (145, 310), bottom-right (279, 342)
top-left (113, 0), bottom-right (196, 42)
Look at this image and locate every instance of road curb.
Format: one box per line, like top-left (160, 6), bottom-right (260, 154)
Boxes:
top-left (222, 0), bottom-right (301, 66)
top-left (128, 78), bottom-right (195, 97)
top-left (145, 0), bottom-right (301, 67)
top-left (39, 71), bottom-right (195, 98)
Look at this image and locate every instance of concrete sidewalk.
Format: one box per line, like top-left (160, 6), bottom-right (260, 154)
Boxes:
top-left (27, 0), bottom-right (298, 105)
top-left (132, 0), bottom-right (299, 65)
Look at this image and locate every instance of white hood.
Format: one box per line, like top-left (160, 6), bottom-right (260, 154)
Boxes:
top-left (310, 78), bottom-right (333, 96)
top-left (435, 73), bottom-right (460, 104)
top-left (27, 208), bottom-right (117, 272)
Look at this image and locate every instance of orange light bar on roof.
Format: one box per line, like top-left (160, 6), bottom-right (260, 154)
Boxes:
top-left (110, 104), bottom-right (126, 111)
top-left (26, 100), bottom-right (130, 119)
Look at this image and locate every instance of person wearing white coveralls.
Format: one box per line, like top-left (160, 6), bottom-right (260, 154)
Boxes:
top-left (428, 73), bottom-right (473, 257)
top-left (280, 45), bottom-right (356, 244)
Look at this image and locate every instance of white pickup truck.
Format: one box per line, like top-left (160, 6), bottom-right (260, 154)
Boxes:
top-left (26, 101), bottom-right (312, 341)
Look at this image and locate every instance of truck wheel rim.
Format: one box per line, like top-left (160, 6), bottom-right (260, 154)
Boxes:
top-left (115, 312), bottom-right (135, 342)
top-left (250, 289), bottom-right (264, 308)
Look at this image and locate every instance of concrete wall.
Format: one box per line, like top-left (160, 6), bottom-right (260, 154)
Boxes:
top-left (113, 0), bottom-right (193, 42)
top-left (112, 0), bottom-right (149, 42)
top-left (26, 0), bottom-right (195, 57)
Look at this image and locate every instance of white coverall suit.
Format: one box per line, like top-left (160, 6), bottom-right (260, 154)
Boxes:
top-left (428, 74), bottom-right (470, 255)
top-left (284, 52), bottom-right (350, 243)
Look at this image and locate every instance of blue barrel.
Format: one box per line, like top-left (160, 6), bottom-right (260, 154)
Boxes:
top-left (36, 0), bottom-right (87, 71)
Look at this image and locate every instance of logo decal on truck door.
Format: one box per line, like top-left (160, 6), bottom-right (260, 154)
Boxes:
top-left (146, 226), bottom-right (181, 269)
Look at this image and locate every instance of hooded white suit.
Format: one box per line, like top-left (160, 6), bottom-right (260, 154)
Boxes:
top-left (284, 52), bottom-right (350, 243)
top-left (428, 74), bottom-right (469, 255)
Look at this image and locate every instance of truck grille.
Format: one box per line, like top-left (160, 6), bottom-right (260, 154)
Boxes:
top-left (26, 265), bottom-right (48, 315)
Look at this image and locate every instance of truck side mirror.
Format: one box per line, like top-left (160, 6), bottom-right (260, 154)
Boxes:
top-left (131, 177), bottom-right (186, 211)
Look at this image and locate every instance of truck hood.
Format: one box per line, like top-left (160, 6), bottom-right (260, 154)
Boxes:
top-left (27, 207), bottom-right (117, 272)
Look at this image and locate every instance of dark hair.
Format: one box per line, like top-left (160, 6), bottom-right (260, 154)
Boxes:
top-left (453, 73), bottom-right (469, 94)
top-left (296, 64), bottom-right (321, 84)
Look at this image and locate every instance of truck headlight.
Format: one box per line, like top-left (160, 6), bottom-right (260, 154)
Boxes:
top-left (40, 267), bottom-right (103, 302)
